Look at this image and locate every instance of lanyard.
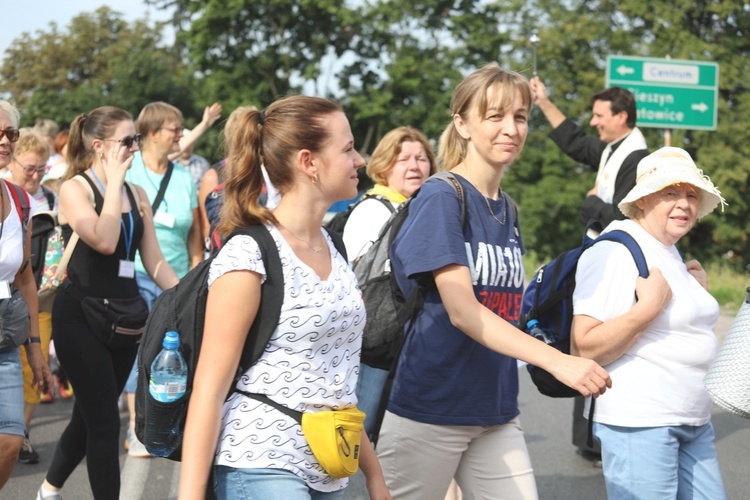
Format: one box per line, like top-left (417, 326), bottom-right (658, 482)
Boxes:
top-left (89, 168), bottom-right (135, 261)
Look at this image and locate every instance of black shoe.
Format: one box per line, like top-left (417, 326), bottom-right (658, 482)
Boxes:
top-left (576, 448), bottom-right (602, 468)
top-left (19, 434), bottom-right (39, 464)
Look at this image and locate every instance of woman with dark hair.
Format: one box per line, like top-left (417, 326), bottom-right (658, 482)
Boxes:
top-left (37, 106), bottom-right (178, 499)
top-left (376, 64), bottom-right (611, 499)
top-left (179, 95), bottom-right (390, 499)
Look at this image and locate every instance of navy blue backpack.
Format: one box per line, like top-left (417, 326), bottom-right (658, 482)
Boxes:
top-left (519, 229), bottom-right (649, 398)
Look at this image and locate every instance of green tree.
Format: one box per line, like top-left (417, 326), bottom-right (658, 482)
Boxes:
top-left (0, 7), bottom-right (195, 130)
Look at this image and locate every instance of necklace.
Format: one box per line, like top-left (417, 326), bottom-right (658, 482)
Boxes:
top-left (279, 223), bottom-right (324, 253)
top-left (485, 193), bottom-right (507, 225)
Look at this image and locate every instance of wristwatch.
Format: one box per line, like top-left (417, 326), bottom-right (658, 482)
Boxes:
top-left (23, 337), bottom-right (41, 346)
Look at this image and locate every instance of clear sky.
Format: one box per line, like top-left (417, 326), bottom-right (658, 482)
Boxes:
top-left (3, 0), bottom-right (172, 55)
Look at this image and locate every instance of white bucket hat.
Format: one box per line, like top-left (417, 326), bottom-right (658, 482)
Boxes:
top-left (618, 147), bottom-right (726, 220)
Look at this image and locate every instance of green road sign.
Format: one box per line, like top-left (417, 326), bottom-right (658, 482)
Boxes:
top-left (606, 55), bottom-right (719, 131)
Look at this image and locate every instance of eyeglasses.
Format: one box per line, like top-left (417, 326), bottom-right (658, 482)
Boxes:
top-left (15, 160), bottom-right (50, 176)
top-left (0, 129), bottom-right (20, 143)
top-left (160, 126), bottom-right (184, 134)
top-left (103, 134), bottom-right (142, 149)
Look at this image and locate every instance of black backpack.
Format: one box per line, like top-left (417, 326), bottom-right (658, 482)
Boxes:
top-left (520, 228), bottom-right (649, 397)
top-left (135, 224), bottom-right (347, 461)
top-left (325, 193), bottom-right (394, 238)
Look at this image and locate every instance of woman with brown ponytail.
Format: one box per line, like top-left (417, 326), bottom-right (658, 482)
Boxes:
top-left (179, 95), bottom-right (390, 500)
top-left (37, 107), bottom-right (178, 500)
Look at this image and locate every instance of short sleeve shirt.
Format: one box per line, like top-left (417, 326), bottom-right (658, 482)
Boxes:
top-left (388, 174), bottom-right (526, 426)
top-left (207, 224), bottom-right (364, 492)
top-left (126, 152), bottom-right (198, 278)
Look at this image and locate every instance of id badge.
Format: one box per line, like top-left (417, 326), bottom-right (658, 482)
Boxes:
top-left (119, 260), bottom-right (136, 279)
top-left (153, 211), bottom-right (176, 228)
top-left (0, 281), bottom-right (11, 299)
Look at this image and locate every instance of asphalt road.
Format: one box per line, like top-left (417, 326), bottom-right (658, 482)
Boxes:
top-left (5, 315), bottom-right (748, 499)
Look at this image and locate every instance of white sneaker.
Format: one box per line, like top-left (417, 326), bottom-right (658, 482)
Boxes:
top-left (36, 484), bottom-right (63, 500)
top-left (126, 427), bottom-right (152, 458)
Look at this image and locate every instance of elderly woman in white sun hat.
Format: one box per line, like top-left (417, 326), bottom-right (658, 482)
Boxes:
top-left (571, 146), bottom-right (728, 499)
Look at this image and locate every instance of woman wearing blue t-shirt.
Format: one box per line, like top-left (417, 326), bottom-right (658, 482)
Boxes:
top-left (376, 64), bottom-right (612, 499)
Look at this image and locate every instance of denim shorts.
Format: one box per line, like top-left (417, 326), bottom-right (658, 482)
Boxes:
top-left (213, 466), bottom-right (346, 500)
top-left (0, 348), bottom-right (26, 437)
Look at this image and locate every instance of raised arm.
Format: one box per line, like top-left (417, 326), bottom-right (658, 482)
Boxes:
top-left (169, 103), bottom-right (223, 161)
top-left (434, 264), bottom-right (611, 397)
top-left (59, 144), bottom-right (132, 254)
top-left (531, 77), bottom-right (567, 129)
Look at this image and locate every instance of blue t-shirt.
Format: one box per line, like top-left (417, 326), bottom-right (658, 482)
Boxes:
top-left (388, 174), bottom-right (526, 426)
top-left (126, 152), bottom-right (198, 278)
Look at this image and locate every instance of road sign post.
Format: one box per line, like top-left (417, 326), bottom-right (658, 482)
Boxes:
top-left (606, 55), bottom-right (719, 131)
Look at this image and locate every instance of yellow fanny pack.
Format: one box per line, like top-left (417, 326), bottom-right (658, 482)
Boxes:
top-left (242, 392), bottom-right (365, 478)
top-left (302, 407), bottom-right (366, 478)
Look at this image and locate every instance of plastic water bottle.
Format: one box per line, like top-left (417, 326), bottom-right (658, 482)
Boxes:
top-left (526, 319), bottom-right (556, 345)
top-left (149, 331), bottom-right (187, 403)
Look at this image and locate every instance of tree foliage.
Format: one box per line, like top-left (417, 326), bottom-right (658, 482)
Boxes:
top-left (3, 0), bottom-right (748, 267)
top-left (0, 7), bottom-right (195, 131)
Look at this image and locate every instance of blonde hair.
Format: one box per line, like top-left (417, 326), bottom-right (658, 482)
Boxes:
top-left (438, 64), bottom-right (531, 170)
top-left (366, 126), bottom-right (437, 186)
top-left (218, 96), bottom-right (343, 238)
top-left (136, 101), bottom-right (183, 137)
top-left (15, 128), bottom-right (50, 162)
top-left (33, 119), bottom-right (60, 139)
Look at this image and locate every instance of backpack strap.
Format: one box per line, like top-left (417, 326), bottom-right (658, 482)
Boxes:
top-left (5, 180), bottom-right (31, 232)
top-left (594, 230), bottom-right (649, 278)
top-left (324, 226), bottom-right (348, 262)
top-left (41, 185), bottom-right (56, 211)
top-left (227, 225), bottom-right (285, 373)
top-left (4, 180), bottom-right (32, 274)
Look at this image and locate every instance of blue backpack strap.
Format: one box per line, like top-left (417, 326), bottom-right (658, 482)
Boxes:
top-left (593, 230), bottom-right (649, 278)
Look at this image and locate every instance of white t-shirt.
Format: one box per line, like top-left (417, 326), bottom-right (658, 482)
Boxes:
top-left (342, 197), bottom-right (397, 260)
top-left (207, 224), bottom-right (364, 492)
top-left (573, 219), bottom-right (718, 427)
top-left (0, 182), bottom-right (38, 281)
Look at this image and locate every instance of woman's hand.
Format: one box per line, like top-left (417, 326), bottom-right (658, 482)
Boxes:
top-left (686, 259), bottom-right (709, 291)
top-left (201, 103), bottom-right (223, 129)
top-left (24, 343), bottom-right (53, 396)
top-left (635, 268), bottom-right (672, 313)
top-left (547, 354), bottom-right (612, 398)
top-left (101, 141), bottom-right (134, 189)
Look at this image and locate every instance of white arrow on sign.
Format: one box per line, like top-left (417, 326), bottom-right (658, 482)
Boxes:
top-left (617, 65), bottom-right (635, 76)
top-left (691, 102), bottom-right (709, 113)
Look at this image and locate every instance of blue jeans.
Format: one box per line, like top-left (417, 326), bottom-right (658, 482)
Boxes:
top-left (213, 466), bottom-right (346, 500)
top-left (124, 272), bottom-right (163, 393)
top-left (0, 348), bottom-right (24, 436)
top-left (355, 363), bottom-right (389, 439)
top-left (595, 421), bottom-right (726, 500)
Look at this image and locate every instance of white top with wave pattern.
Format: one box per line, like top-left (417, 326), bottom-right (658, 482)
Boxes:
top-left (208, 224), bottom-right (364, 491)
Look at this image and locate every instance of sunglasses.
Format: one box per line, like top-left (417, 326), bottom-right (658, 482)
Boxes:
top-left (15, 160), bottom-right (50, 176)
top-left (0, 129), bottom-right (21, 143)
top-left (103, 134), bottom-right (142, 149)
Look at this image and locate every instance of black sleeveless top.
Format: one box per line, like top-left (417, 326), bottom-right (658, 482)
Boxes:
top-left (62, 174), bottom-right (144, 298)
